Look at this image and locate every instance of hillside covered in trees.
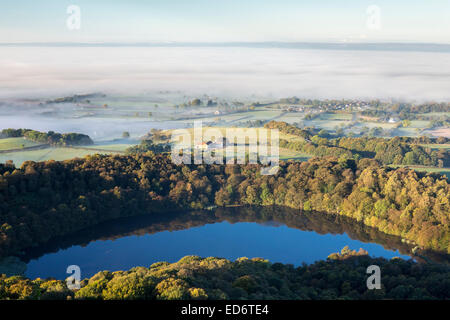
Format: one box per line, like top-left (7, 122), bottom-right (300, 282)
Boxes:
top-left (266, 121), bottom-right (450, 167)
top-left (1, 253), bottom-right (449, 300)
top-left (0, 128), bottom-right (93, 147)
top-left (0, 153), bottom-right (448, 259)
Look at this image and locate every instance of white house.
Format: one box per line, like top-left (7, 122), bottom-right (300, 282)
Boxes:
top-left (388, 117), bottom-right (400, 123)
top-left (195, 138), bottom-right (227, 150)
top-left (194, 141), bottom-right (210, 150)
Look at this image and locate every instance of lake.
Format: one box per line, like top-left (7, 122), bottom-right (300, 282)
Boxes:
top-left (20, 207), bottom-right (421, 280)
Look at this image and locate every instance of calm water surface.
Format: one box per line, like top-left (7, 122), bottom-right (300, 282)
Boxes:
top-left (23, 208), bottom-right (414, 280)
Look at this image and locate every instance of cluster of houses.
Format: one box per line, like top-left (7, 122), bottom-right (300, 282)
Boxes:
top-left (282, 101), bottom-right (371, 113)
top-left (194, 137), bottom-right (228, 150)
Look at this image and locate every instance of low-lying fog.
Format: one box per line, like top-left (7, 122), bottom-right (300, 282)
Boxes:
top-left (0, 45), bottom-right (449, 139)
top-left (1, 46), bottom-right (449, 100)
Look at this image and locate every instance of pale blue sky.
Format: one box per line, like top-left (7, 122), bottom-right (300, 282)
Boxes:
top-left (1, 0), bottom-right (449, 43)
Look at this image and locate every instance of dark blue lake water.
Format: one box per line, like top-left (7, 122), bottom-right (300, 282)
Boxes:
top-left (23, 208), bottom-right (413, 280)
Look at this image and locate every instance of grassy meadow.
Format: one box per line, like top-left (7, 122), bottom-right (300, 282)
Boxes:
top-left (0, 138), bottom-right (43, 151)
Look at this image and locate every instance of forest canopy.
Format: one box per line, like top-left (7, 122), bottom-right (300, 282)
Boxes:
top-left (0, 254), bottom-right (449, 300)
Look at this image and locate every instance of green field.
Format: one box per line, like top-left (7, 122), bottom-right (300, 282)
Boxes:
top-left (306, 119), bottom-right (349, 130)
top-left (409, 120), bottom-right (430, 128)
top-left (0, 148), bottom-right (116, 167)
top-left (167, 126), bottom-right (296, 141)
top-left (279, 148), bottom-right (312, 161)
top-left (0, 102), bottom-right (446, 169)
top-left (195, 110), bottom-right (286, 126)
top-left (389, 164), bottom-right (450, 177)
top-left (274, 113), bottom-right (305, 123)
top-left (394, 127), bottom-right (422, 137)
top-left (357, 122), bottom-right (397, 129)
top-left (83, 143), bottom-right (135, 152)
top-left (317, 113), bottom-right (353, 121)
top-left (0, 138), bottom-right (42, 151)
top-left (166, 126), bottom-right (312, 162)
top-left (416, 112), bottom-right (450, 118)
top-left (419, 144), bottom-right (450, 150)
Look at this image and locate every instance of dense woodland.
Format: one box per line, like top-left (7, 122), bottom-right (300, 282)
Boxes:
top-left (266, 121), bottom-right (450, 167)
top-left (1, 253), bottom-right (449, 300)
top-left (0, 128), bottom-right (93, 147)
top-left (125, 140), bottom-right (171, 155)
top-left (0, 152), bottom-right (448, 259)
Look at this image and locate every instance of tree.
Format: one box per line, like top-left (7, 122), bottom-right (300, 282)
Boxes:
top-left (402, 120), bottom-right (412, 127)
top-left (190, 99), bottom-right (202, 106)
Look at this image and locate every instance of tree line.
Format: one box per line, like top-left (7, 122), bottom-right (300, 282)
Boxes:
top-left (362, 102), bottom-right (450, 121)
top-left (1, 253), bottom-right (449, 300)
top-left (125, 139), bottom-right (171, 155)
top-left (0, 128), bottom-right (93, 147)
